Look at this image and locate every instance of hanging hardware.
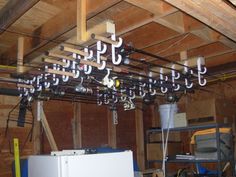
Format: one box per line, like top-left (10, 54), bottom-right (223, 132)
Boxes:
top-left (160, 68), bottom-right (168, 93)
top-left (171, 65), bottom-right (180, 91)
top-left (197, 57), bottom-right (207, 86)
top-left (96, 41), bottom-right (107, 70)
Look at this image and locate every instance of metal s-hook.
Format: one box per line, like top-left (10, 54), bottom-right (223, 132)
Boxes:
top-left (139, 83), bottom-right (146, 98)
top-left (184, 61), bottom-right (193, 89)
top-left (160, 68), bottom-right (168, 93)
top-left (29, 77), bottom-right (36, 93)
top-left (171, 65), bottom-right (180, 91)
top-left (62, 68), bottom-right (69, 82)
top-left (128, 88), bottom-right (136, 99)
top-left (197, 57), bottom-right (207, 86)
top-left (112, 92), bottom-right (118, 103)
top-left (148, 78), bottom-right (157, 96)
top-left (120, 88), bottom-right (127, 102)
top-left (83, 48), bottom-right (93, 75)
top-left (97, 41), bottom-right (107, 70)
top-left (36, 75), bottom-right (43, 91)
top-left (71, 61), bottom-right (80, 78)
top-left (111, 34), bottom-right (123, 65)
top-left (96, 89), bottom-right (103, 106)
top-left (103, 93), bottom-right (110, 105)
top-left (62, 58), bottom-right (71, 68)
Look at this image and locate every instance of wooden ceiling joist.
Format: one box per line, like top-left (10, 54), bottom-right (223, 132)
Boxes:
top-left (164, 0), bottom-right (236, 42)
top-left (0, 0), bottom-right (122, 64)
top-left (0, 0), bottom-right (40, 35)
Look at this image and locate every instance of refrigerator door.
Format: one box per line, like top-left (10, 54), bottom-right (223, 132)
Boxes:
top-left (64, 151), bottom-right (134, 177)
top-left (29, 151), bottom-right (134, 177)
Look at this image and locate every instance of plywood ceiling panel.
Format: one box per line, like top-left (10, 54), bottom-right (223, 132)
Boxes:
top-left (0, 0), bottom-right (7, 9)
top-left (123, 22), bottom-right (180, 49)
top-left (12, 1), bottom-right (60, 31)
top-left (166, 42), bottom-right (231, 62)
top-left (91, 1), bottom-right (153, 34)
top-left (206, 52), bottom-right (236, 67)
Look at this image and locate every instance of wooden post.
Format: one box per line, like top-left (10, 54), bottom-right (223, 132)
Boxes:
top-left (41, 107), bottom-right (58, 151)
top-left (180, 50), bottom-right (187, 60)
top-left (151, 100), bottom-right (160, 127)
top-left (17, 37), bottom-right (24, 73)
top-left (107, 108), bottom-right (117, 148)
top-left (135, 102), bottom-right (145, 170)
top-left (32, 101), bottom-right (42, 154)
top-left (77, 0), bottom-right (87, 42)
top-left (72, 102), bottom-right (82, 149)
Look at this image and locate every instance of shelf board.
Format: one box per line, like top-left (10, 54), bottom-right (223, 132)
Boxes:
top-left (147, 123), bottom-right (231, 133)
top-left (148, 158), bottom-right (230, 163)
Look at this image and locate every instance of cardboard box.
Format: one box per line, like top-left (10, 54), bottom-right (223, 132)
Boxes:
top-left (186, 98), bottom-right (236, 125)
top-left (147, 142), bottom-right (182, 161)
top-left (174, 113), bottom-right (187, 127)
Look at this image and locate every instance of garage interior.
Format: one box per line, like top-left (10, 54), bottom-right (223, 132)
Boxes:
top-left (0, 0), bottom-right (236, 177)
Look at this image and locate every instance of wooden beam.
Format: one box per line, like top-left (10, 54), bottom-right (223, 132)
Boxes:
top-left (28, 20), bottom-right (115, 66)
top-left (72, 102), bottom-right (82, 149)
top-left (32, 101), bottom-right (42, 155)
top-left (228, 0), bottom-right (236, 5)
top-left (107, 108), bottom-right (117, 148)
top-left (1, 0), bottom-right (121, 64)
top-left (164, 0), bottom-right (236, 42)
top-left (150, 102), bottom-right (160, 127)
top-left (77, 0), bottom-right (87, 42)
top-left (17, 37), bottom-right (24, 73)
top-left (154, 11), bottom-right (185, 33)
top-left (125, 0), bottom-right (235, 51)
top-left (35, 101), bottom-right (58, 151)
top-left (0, 0), bottom-right (40, 35)
top-left (135, 102), bottom-right (145, 170)
top-left (180, 50), bottom-right (188, 61)
top-left (125, 0), bottom-right (177, 16)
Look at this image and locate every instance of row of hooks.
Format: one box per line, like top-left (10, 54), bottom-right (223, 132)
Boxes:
top-left (17, 33), bottom-right (208, 110)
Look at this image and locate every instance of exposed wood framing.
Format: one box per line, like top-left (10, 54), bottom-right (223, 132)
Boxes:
top-left (125, 0), bottom-right (236, 51)
top-left (41, 108), bottom-right (58, 151)
top-left (107, 109), bottom-right (117, 148)
top-left (35, 101), bottom-right (58, 151)
top-left (135, 102), bottom-right (145, 170)
top-left (72, 102), bottom-right (82, 149)
top-left (151, 101), bottom-right (160, 127)
top-left (228, 0), bottom-right (236, 5)
top-left (17, 37), bottom-right (24, 74)
top-left (30, 20), bottom-right (115, 65)
top-left (77, 0), bottom-right (87, 42)
top-left (32, 101), bottom-right (42, 154)
top-left (164, 0), bottom-right (236, 42)
top-left (180, 50), bottom-right (188, 61)
top-left (0, 0), bottom-right (40, 35)
top-left (0, 0), bottom-right (121, 63)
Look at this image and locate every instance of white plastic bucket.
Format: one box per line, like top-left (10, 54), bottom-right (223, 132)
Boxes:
top-left (159, 103), bottom-right (178, 129)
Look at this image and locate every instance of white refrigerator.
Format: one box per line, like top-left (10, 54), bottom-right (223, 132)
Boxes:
top-left (28, 151), bottom-right (134, 177)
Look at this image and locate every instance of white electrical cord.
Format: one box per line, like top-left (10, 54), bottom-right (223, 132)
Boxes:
top-left (161, 103), bottom-right (175, 177)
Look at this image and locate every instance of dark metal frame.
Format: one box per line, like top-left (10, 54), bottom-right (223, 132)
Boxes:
top-left (146, 124), bottom-right (235, 177)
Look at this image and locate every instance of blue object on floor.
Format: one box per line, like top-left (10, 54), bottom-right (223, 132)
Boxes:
top-left (12, 159), bottom-right (28, 177)
top-left (196, 163), bottom-right (217, 175)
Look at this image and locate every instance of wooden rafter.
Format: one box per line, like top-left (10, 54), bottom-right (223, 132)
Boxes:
top-left (77, 0), bottom-right (87, 42)
top-left (164, 0), bottom-right (236, 42)
top-left (1, 0), bottom-right (122, 63)
top-left (0, 0), bottom-right (40, 35)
